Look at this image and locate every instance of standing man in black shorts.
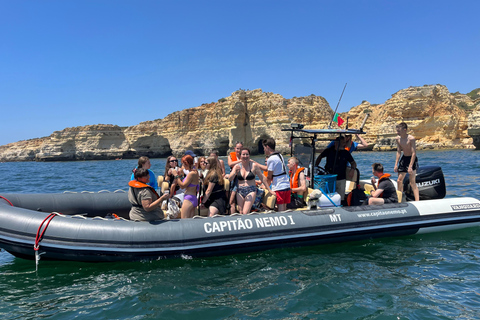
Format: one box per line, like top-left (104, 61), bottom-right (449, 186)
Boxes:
top-left (394, 122), bottom-right (419, 201)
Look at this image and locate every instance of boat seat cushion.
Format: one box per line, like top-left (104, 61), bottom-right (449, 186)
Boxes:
top-left (262, 191), bottom-right (276, 210)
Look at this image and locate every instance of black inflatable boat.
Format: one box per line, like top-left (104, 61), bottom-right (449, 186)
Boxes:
top-left (1, 192), bottom-right (480, 262)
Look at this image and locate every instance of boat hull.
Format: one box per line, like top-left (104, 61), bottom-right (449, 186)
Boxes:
top-left (1, 193), bottom-right (480, 262)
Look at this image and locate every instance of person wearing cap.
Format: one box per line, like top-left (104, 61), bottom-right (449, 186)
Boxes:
top-left (184, 150), bottom-right (198, 166)
top-left (326, 134), bottom-right (368, 153)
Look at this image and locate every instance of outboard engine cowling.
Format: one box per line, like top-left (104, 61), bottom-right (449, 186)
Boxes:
top-left (403, 165), bottom-right (446, 201)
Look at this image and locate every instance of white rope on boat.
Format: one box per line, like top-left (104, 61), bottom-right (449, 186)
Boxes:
top-left (92, 216), bottom-right (109, 220)
top-left (63, 189), bottom-right (127, 193)
top-left (71, 215), bottom-right (88, 219)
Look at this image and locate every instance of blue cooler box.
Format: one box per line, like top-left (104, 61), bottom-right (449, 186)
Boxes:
top-left (314, 174), bottom-right (337, 194)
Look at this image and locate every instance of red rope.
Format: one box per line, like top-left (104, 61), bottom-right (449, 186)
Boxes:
top-left (0, 195), bottom-right (13, 206)
top-left (34, 213), bottom-right (57, 251)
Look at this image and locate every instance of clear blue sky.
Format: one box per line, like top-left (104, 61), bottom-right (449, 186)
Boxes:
top-left (1, 0), bottom-right (479, 146)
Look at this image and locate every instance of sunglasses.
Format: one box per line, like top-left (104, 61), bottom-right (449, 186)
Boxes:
top-left (169, 159), bottom-right (178, 163)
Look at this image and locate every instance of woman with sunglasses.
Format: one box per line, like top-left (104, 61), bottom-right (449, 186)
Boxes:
top-left (130, 156), bottom-right (158, 191)
top-left (228, 148), bottom-right (273, 214)
top-left (164, 156), bottom-right (181, 197)
top-left (171, 155), bottom-right (200, 219)
top-left (197, 156), bottom-right (207, 181)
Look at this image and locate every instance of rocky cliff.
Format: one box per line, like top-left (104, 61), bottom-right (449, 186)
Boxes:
top-left (0, 85), bottom-right (479, 162)
top-left (342, 85), bottom-right (478, 151)
top-left (466, 89), bottom-right (480, 149)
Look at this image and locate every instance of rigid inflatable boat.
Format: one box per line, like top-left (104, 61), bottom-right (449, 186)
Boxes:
top-left (1, 192), bottom-right (480, 262)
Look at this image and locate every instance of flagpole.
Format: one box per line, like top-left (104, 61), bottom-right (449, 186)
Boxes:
top-left (328, 83), bottom-right (347, 129)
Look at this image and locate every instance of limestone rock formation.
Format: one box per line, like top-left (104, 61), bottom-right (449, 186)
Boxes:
top-left (126, 89), bottom-right (333, 157)
top-left (0, 85), bottom-right (478, 162)
top-left (343, 85), bottom-right (474, 151)
top-left (0, 125), bottom-right (132, 161)
top-left (0, 90), bottom-right (334, 161)
top-left (468, 104), bottom-right (480, 149)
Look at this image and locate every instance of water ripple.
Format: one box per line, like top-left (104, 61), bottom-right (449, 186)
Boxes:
top-left (1, 151), bottom-right (480, 319)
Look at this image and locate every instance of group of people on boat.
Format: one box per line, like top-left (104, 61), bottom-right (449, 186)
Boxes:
top-left (313, 122), bottom-right (419, 205)
top-left (127, 122), bottom-right (420, 221)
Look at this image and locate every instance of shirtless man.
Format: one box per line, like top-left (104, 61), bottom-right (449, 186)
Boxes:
top-left (394, 122), bottom-right (420, 201)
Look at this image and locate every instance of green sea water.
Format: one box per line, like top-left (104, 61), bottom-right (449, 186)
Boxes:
top-left (1, 150), bottom-right (480, 319)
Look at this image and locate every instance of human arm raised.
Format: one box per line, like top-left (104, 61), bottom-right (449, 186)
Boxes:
top-left (171, 169), bottom-right (196, 189)
top-left (355, 134), bottom-right (369, 149)
top-left (227, 154), bottom-right (242, 168)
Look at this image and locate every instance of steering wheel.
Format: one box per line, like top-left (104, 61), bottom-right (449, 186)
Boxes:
top-left (314, 166), bottom-right (328, 176)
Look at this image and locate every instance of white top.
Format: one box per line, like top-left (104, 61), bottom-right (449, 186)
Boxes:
top-left (267, 153), bottom-right (290, 191)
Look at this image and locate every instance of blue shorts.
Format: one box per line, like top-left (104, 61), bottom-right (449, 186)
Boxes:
top-left (238, 185), bottom-right (257, 198)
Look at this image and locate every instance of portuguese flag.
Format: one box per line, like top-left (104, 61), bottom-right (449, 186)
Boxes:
top-left (333, 113), bottom-right (344, 126)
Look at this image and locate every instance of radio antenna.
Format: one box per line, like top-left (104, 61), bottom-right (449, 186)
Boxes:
top-left (328, 83), bottom-right (347, 128)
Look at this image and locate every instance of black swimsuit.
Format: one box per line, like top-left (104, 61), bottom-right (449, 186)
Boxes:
top-left (237, 163), bottom-right (255, 181)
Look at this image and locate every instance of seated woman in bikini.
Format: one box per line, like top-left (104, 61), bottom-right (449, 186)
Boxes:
top-left (228, 147), bottom-right (272, 214)
top-left (171, 154), bottom-right (200, 219)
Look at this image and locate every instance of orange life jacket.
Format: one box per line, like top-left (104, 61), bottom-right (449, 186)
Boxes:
top-left (289, 167), bottom-right (305, 194)
top-left (345, 140), bottom-right (353, 152)
top-left (376, 173), bottom-right (392, 198)
top-left (230, 152), bottom-right (239, 162)
top-left (128, 180), bottom-right (160, 207)
top-left (377, 173), bottom-right (391, 185)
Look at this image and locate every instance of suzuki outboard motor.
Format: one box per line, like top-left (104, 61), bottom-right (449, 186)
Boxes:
top-left (403, 166), bottom-right (446, 201)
